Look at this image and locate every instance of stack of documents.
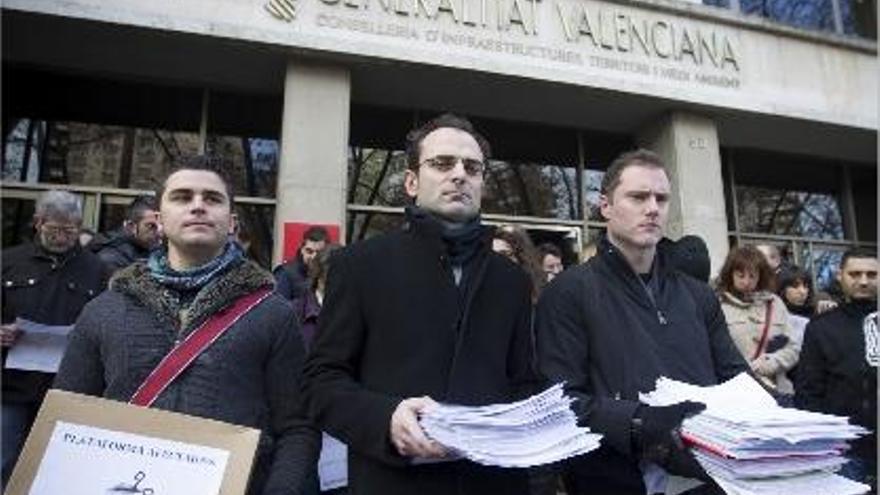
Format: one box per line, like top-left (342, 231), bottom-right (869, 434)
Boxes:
top-left (639, 373), bottom-right (870, 495)
top-left (420, 383), bottom-right (601, 468)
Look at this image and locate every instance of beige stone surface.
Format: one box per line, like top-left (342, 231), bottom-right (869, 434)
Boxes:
top-left (6, 0), bottom-right (875, 130)
top-left (273, 61), bottom-right (351, 263)
top-left (639, 112), bottom-right (729, 276)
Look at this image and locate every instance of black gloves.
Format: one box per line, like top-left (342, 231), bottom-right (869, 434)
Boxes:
top-left (765, 334), bottom-right (790, 354)
top-left (631, 401), bottom-right (711, 481)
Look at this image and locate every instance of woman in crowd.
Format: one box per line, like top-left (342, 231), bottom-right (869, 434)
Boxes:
top-left (292, 243), bottom-right (346, 495)
top-left (491, 225), bottom-right (544, 302)
top-left (717, 245), bottom-right (799, 396)
top-left (292, 244), bottom-right (339, 351)
top-left (776, 266), bottom-right (815, 344)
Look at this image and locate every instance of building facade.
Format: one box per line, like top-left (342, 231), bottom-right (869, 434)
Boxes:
top-left (2, 0), bottom-right (876, 287)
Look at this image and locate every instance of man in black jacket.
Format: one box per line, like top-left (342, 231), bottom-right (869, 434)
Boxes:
top-left (55, 157), bottom-right (319, 495)
top-left (1, 190), bottom-right (109, 486)
top-left (536, 149), bottom-right (748, 495)
top-left (302, 114), bottom-right (537, 495)
top-left (796, 248), bottom-right (877, 491)
top-left (273, 225), bottom-right (329, 301)
top-left (94, 195), bottom-right (160, 272)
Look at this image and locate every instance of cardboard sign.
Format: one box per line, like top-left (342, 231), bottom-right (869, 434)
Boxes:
top-left (6, 390), bottom-right (260, 495)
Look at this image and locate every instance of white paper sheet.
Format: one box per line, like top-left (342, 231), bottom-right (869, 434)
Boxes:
top-left (4, 318), bottom-right (73, 372)
top-left (318, 434), bottom-right (348, 491)
top-left (713, 471), bottom-right (870, 495)
top-left (420, 383), bottom-right (602, 468)
top-left (30, 421), bottom-right (230, 495)
top-left (639, 373), bottom-right (870, 495)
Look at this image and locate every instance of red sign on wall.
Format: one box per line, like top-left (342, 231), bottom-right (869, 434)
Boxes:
top-left (282, 222), bottom-right (340, 262)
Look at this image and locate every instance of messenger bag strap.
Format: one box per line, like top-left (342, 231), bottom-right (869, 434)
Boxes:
top-left (751, 299), bottom-right (775, 361)
top-left (130, 287), bottom-right (273, 407)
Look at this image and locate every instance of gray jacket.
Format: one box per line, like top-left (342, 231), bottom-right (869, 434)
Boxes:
top-left (55, 259), bottom-right (319, 495)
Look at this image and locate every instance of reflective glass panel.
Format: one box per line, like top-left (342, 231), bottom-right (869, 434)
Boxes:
top-left (583, 170), bottom-right (605, 222)
top-left (482, 161), bottom-right (580, 220)
top-left (735, 186), bottom-right (845, 240)
top-left (3, 120), bottom-right (279, 199)
top-left (840, 0), bottom-right (876, 37)
top-left (347, 212), bottom-right (406, 244)
top-left (795, 244), bottom-right (845, 293)
top-left (2, 198), bottom-right (35, 248)
top-left (347, 148), bottom-right (409, 208)
top-left (234, 204), bottom-right (276, 270)
top-left (740, 0), bottom-right (836, 33)
top-left (206, 135), bottom-right (279, 198)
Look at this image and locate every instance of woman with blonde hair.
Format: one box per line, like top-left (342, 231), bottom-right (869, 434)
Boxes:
top-left (717, 245), bottom-right (799, 396)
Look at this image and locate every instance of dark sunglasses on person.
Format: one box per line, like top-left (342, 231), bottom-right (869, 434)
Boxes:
top-left (420, 155), bottom-right (485, 176)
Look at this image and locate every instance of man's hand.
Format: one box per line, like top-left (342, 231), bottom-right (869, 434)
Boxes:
top-left (390, 396), bottom-right (447, 459)
top-left (1, 323), bottom-right (21, 348)
top-left (632, 401), bottom-right (711, 480)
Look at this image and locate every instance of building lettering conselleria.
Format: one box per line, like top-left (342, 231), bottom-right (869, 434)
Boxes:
top-left (316, 0), bottom-right (739, 71)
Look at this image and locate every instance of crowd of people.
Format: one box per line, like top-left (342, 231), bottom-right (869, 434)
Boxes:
top-left (1, 114), bottom-right (876, 495)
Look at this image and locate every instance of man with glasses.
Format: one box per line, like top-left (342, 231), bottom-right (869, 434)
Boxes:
top-left (94, 195), bottom-right (160, 273)
top-left (1, 190), bottom-right (109, 486)
top-left (303, 114), bottom-right (537, 494)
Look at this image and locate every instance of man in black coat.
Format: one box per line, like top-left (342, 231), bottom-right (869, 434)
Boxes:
top-left (273, 225), bottom-right (329, 301)
top-left (796, 248), bottom-right (877, 491)
top-left (535, 149), bottom-right (748, 495)
top-left (54, 157), bottom-right (319, 495)
top-left (1, 190), bottom-right (109, 486)
top-left (94, 194), bottom-right (160, 273)
top-left (302, 114), bottom-right (538, 495)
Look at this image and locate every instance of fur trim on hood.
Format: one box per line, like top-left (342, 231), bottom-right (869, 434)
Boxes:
top-left (110, 259), bottom-right (274, 335)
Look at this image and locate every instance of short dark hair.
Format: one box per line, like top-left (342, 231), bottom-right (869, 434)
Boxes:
top-left (717, 245), bottom-right (776, 294)
top-left (601, 149), bottom-right (667, 198)
top-left (126, 195), bottom-right (157, 223)
top-left (155, 155), bottom-right (235, 208)
top-left (840, 247), bottom-right (877, 269)
top-left (405, 113), bottom-right (491, 170)
top-left (303, 225), bottom-right (330, 245)
top-left (537, 243), bottom-right (562, 259)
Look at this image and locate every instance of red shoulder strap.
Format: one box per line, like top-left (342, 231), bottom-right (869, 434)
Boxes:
top-left (129, 287), bottom-right (273, 407)
top-left (751, 299), bottom-right (775, 360)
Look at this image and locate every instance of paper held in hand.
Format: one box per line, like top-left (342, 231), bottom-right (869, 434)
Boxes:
top-left (419, 383), bottom-right (602, 468)
top-left (5, 390), bottom-right (260, 495)
top-left (639, 373), bottom-right (870, 495)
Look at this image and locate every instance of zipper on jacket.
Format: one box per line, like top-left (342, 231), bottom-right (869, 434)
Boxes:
top-left (657, 310), bottom-right (667, 325)
top-left (606, 242), bottom-right (668, 326)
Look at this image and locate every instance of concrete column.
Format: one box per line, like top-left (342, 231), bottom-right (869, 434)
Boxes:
top-left (273, 60), bottom-right (350, 265)
top-left (637, 112), bottom-right (729, 277)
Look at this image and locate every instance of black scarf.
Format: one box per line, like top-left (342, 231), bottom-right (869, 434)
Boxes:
top-left (784, 301), bottom-right (814, 318)
top-left (405, 206), bottom-right (485, 267)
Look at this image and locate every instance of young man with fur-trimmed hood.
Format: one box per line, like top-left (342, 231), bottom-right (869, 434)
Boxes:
top-left (55, 157), bottom-right (319, 495)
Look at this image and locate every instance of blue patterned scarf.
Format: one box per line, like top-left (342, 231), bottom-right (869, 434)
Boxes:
top-left (148, 241), bottom-right (244, 291)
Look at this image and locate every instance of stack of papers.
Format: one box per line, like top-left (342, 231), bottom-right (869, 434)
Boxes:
top-left (639, 373), bottom-right (870, 495)
top-left (420, 383), bottom-right (601, 468)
